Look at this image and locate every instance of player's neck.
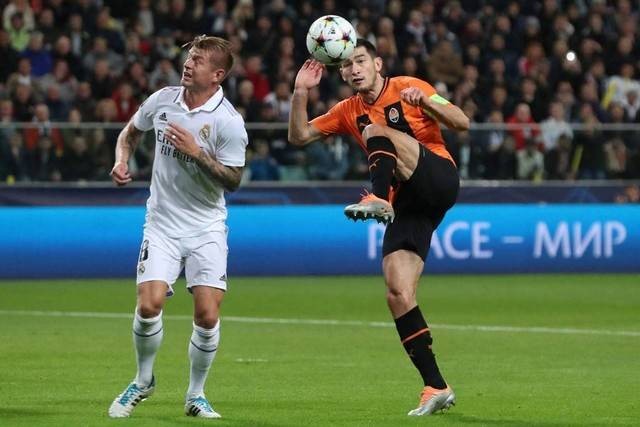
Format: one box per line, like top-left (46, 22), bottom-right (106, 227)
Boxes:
top-left (183, 85), bottom-right (220, 111)
top-left (359, 75), bottom-right (385, 104)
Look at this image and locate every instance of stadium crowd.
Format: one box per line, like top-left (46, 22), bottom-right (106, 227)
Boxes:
top-left (0, 0), bottom-right (640, 183)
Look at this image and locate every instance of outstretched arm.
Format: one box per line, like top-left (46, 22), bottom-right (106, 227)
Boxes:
top-left (400, 87), bottom-right (470, 131)
top-left (111, 120), bottom-right (143, 186)
top-left (288, 59), bottom-right (325, 146)
top-left (165, 123), bottom-right (243, 192)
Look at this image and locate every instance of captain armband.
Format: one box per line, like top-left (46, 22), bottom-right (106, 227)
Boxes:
top-left (429, 94), bottom-right (451, 105)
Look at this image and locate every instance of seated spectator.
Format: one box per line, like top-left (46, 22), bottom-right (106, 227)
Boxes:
top-left (235, 79), bottom-right (262, 122)
top-left (306, 136), bottom-right (350, 180)
top-left (574, 115), bottom-right (606, 180)
top-left (11, 83), bottom-right (36, 122)
top-left (517, 138), bottom-right (544, 180)
top-left (72, 82), bottom-right (97, 122)
top-left (61, 136), bottom-right (95, 181)
top-left (149, 58), bottom-right (180, 91)
top-left (7, 12), bottom-right (29, 52)
top-left (89, 59), bottom-right (115, 101)
top-left (0, 28), bottom-right (19, 84)
top-left (0, 132), bottom-right (29, 182)
top-left (545, 134), bottom-right (575, 180)
top-left (111, 82), bottom-right (139, 122)
top-left (507, 103), bottom-right (540, 151)
top-left (263, 80), bottom-right (292, 122)
top-left (602, 62), bottom-right (640, 109)
top-left (23, 103), bottom-right (64, 151)
top-left (28, 135), bottom-right (61, 181)
top-left (248, 139), bottom-right (280, 181)
top-left (540, 101), bottom-right (573, 152)
top-left (22, 32), bottom-right (52, 77)
top-left (39, 60), bottom-right (78, 105)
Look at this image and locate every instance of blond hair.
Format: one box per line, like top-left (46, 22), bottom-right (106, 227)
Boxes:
top-left (183, 35), bottom-right (234, 75)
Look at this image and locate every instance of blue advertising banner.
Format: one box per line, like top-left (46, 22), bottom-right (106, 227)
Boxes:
top-left (0, 204), bottom-right (638, 278)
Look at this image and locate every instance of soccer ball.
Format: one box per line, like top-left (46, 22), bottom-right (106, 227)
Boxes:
top-left (306, 15), bottom-right (357, 65)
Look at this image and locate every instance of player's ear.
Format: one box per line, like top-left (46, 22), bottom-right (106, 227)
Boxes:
top-left (374, 56), bottom-right (383, 73)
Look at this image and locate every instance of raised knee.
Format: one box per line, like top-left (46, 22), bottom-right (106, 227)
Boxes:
top-left (137, 302), bottom-right (162, 319)
top-left (362, 123), bottom-right (387, 141)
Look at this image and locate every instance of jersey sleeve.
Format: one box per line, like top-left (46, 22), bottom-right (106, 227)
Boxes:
top-left (215, 115), bottom-right (248, 167)
top-left (132, 89), bottom-right (163, 131)
top-left (309, 100), bottom-right (350, 136)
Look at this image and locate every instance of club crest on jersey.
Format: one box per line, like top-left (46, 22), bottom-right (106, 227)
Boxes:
top-left (388, 107), bottom-right (400, 123)
top-left (199, 124), bottom-right (211, 141)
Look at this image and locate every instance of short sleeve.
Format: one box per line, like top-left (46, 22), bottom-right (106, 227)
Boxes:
top-left (132, 90), bottom-right (163, 131)
top-left (310, 101), bottom-right (349, 136)
top-left (215, 115), bottom-right (248, 167)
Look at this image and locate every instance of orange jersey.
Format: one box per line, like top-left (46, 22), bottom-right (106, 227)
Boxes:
top-left (310, 76), bottom-right (454, 163)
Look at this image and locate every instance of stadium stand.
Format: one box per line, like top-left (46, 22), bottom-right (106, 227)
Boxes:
top-left (0, 0), bottom-right (639, 183)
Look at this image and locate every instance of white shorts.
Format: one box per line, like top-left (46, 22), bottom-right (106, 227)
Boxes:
top-left (136, 225), bottom-right (228, 295)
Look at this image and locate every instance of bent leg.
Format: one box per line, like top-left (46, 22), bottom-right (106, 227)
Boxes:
top-left (362, 123), bottom-right (421, 182)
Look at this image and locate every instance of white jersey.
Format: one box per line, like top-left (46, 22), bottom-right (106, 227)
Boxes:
top-left (132, 86), bottom-right (247, 238)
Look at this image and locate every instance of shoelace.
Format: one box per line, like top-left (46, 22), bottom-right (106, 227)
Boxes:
top-left (119, 384), bottom-right (142, 405)
top-left (190, 397), bottom-right (213, 412)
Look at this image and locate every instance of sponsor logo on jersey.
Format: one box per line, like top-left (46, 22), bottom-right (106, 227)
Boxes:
top-left (159, 112), bottom-right (167, 121)
top-left (199, 124), bottom-right (211, 141)
top-left (138, 263), bottom-right (145, 274)
top-left (388, 107), bottom-right (399, 123)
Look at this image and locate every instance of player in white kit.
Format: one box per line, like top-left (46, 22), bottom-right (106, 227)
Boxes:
top-left (108, 36), bottom-right (247, 419)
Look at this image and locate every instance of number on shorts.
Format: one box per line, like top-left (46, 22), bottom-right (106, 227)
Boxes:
top-left (139, 239), bottom-right (150, 262)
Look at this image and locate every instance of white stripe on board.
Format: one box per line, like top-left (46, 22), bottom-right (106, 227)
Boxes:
top-left (0, 309), bottom-right (638, 337)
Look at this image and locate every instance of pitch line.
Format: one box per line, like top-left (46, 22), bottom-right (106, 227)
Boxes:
top-left (0, 309), bottom-right (638, 337)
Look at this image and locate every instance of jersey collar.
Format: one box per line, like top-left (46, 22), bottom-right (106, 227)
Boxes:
top-left (174, 86), bottom-right (224, 113)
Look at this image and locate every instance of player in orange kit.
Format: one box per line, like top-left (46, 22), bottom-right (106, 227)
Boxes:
top-left (288, 39), bottom-right (469, 416)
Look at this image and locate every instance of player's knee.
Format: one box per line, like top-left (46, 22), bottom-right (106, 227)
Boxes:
top-left (362, 123), bottom-right (388, 141)
top-left (137, 301), bottom-right (162, 319)
top-left (194, 312), bottom-right (219, 329)
top-left (385, 286), bottom-right (415, 308)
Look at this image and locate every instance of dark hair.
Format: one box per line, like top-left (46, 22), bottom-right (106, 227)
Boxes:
top-left (356, 38), bottom-right (377, 57)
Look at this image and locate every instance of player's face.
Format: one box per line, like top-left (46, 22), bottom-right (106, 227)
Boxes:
top-left (340, 47), bottom-right (382, 93)
top-left (181, 48), bottom-right (225, 91)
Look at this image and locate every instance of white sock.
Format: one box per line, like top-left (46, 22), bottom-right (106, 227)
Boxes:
top-left (187, 321), bottom-right (220, 399)
top-left (132, 310), bottom-right (163, 387)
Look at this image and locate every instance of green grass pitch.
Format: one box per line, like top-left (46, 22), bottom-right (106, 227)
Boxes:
top-left (0, 275), bottom-right (639, 426)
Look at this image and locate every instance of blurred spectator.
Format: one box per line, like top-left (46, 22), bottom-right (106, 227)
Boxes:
top-left (61, 136), bottom-right (95, 181)
top-left (89, 59), bottom-right (115, 100)
top-left (0, 132), bottom-right (29, 182)
top-left (263, 80), bottom-right (291, 122)
top-left (0, 28), bottom-right (19, 84)
top-left (3, 1), bottom-right (34, 32)
top-left (426, 40), bottom-right (464, 87)
top-left (545, 134), bottom-right (575, 180)
top-left (67, 13), bottom-right (91, 58)
top-left (614, 184), bottom-right (640, 203)
top-left (540, 102), bottom-right (573, 152)
top-left (28, 135), bottom-right (62, 181)
top-left (507, 103), bottom-right (540, 151)
top-left (73, 82), bottom-right (97, 122)
top-left (6, 57), bottom-right (38, 96)
top-left (23, 103), bottom-right (64, 151)
top-left (248, 139), bottom-right (279, 181)
top-left (517, 138), bottom-right (544, 181)
top-left (11, 83), bottom-right (36, 122)
top-left (37, 8), bottom-right (58, 47)
top-left (149, 58), bottom-right (181, 91)
top-left (6, 12), bottom-right (29, 51)
top-left (235, 79), bottom-right (261, 122)
top-left (52, 35), bottom-right (83, 80)
top-left (574, 115), bottom-right (605, 180)
top-left (306, 136), bottom-right (350, 180)
top-left (83, 37), bottom-right (124, 77)
top-left (22, 32), bottom-right (52, 77)
top-left (40, 60), bottom-right (78, 105)
top-left (111, 82), bottom-right (139, 122)
top-left (244, 54), bottom-right (270, 102)
top-left (602, 62), bottom-right (640, 109)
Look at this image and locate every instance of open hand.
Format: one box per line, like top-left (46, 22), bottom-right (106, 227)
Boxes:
top-left (294, 59), bottom-right (324, 91)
